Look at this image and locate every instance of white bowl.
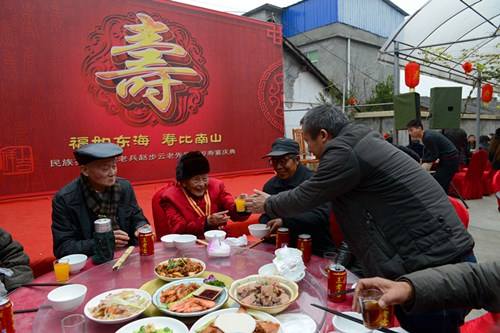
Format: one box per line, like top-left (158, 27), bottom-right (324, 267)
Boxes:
top-left (204, 230), bottom-right (226, 242)
top-left (174, 234), bottom-right (197, 249)
top-left (258, 263), bottom-right (305, 282)
top-left (248, 224), bottom-right (270, 238)
top-left (47, 284), bottom-right (87, 312)
top-left (332, 311), bottom-right (371, 333)
top-left (161, 234), bottom-right (180, 248)
top-left (59, 254), bottom-right (88, 274)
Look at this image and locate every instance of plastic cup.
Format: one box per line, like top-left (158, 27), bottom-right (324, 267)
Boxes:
top-left (53, 259), bottom-right (70, 283)
top-left (358, 289), bottom-right (383, 329)
top-left (61, 314), bottom-right (86, 333)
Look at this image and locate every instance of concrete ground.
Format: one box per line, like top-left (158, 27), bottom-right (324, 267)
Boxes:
top-left (461, 194), bottom-right (499, 321)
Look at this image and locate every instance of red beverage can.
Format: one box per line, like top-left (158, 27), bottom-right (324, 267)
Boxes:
top-left (276, 227), bottom-right (290, 249)
top-left (0, 297), bottom-right (15, 333)
top-left (380, 305), bottom-right (395, 327)
top-left (138, 225), bottom-right (154, 256)
top-left (297, 234), bottom-right (312, 263)
top-left (328, 264), bottom-right (347, 302)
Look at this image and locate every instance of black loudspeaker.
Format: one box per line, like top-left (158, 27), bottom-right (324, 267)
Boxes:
top-left (394, 92), bottom-right (420, 130)
top-left (429, 87), bottom-right (462, 129)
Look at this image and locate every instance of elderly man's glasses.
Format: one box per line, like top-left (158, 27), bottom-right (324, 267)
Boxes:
top-left (269, 155), bottom-right (295, 167)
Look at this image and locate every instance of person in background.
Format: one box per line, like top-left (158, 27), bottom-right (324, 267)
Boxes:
top-left (152, 151), bottom-right (250, 238)
top-left (353, 261), bottom-right (500, 314)
top-left (489, 128), bottom-right (500, 170)
top-left (52, 143), bottom-right (149, 258)
top-left (443, 128), bottom-right (468, 167)
top-left (479, 135), bottom-right (491, 150)
top-left (0, 228), bottom-right (33, 293)
top-left (260, 137), bottom-right (337, 256)
top-left (246, 105), bottom-right (474, 332)
top-left (407, 119), bottom-right (459, 193)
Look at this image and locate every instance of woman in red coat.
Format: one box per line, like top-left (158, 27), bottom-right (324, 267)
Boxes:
top-left (152, 151), bottom-right (250, 238)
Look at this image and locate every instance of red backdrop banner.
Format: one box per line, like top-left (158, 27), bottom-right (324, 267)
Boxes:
top-left (0, 0), bottom-right (284, 199)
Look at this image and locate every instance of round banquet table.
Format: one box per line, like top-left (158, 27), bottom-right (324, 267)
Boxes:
top-left (11, 242), bottom-right (358, 332)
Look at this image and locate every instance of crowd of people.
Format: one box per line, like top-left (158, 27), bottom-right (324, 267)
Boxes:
top-left (1, 105), bottom-right (499, 332)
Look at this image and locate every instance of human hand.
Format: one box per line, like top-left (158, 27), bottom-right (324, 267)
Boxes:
top-left (207, 210), bottom-right (230, 227)
top-left (113, 229), bottom-right (130, 249)
top-left (244, 189), bottom-right (270, 214)
top-left (266, 218), bottom-right (283, 234)
top-left (353, 277), bottom-right (414, 312)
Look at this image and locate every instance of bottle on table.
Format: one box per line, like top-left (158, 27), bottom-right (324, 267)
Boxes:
top-left (328, 263), bottom-right (347, 302)
top-left (297, 234), bottom-right (312, 263)
top-left (0, 296), bottom-right (15, 333)
top-left (92, 218), bottom-right (115, 264)
top-left (138, 225), bottom-right (154, 256)
top-left (276, 227), bottom-right (290, 249)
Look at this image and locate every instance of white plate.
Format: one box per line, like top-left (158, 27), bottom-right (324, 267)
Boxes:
top-left (154, 258), bottom-right (206, 282)
top-left (258, 263), bottom-right (305, 282)
top-left (152, 278), bottom-right (228, 317)
top-left (332, 311), bottom-right (371, 333)
top-left (115, 316), bottom-right (189, 333)
top-left (275, 313), bottom-right (316, 333)
top-left (189, 308), bottom-right (284, 333)
top-left (84, 288), bottom-right (151, 325)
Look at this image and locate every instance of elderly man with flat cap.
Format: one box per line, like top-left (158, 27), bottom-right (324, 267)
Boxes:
top-left (260, 138), bottom-right (336, 256)
top-left (51, 143), bottom-right (149, 258)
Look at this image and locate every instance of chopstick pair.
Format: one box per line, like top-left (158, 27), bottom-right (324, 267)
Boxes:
top-left (14, 308), bottom-right (39, 314)
top-left (247, 233), bottom-right (277, 249)
top-left (311, 303), bottom-right (399, 333)
top-left (22, 282), bottom-right (70, 287)
top-left (112, 246), bottom-right (135, 271)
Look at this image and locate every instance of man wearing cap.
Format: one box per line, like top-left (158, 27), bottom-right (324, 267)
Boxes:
top-left (51, 143), bottom-right (149, 258)
top-left (152, 151), bottom-right (250, 238)
top-left (260, 138), bottom-right (336, 256)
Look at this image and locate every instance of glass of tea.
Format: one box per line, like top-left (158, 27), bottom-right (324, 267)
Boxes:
top-left (358, 288), bottom-right (383, 330)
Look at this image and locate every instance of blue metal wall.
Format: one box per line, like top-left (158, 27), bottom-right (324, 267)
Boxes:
top-left (282, 0), bottom-right (338, 37)
top-left (337, 0), bottom-right (405, 37)
top-left (282, 0), bottom-right (405, 38)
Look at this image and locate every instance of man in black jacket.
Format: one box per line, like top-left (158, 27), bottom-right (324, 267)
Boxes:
top-left (51, 143), bottom-right (149, 258)
top-left (246, 105), bottom-right (475, 333)
top-left (260, 138), bottom-right (335, 256)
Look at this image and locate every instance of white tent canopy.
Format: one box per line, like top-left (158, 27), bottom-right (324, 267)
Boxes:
top-left (380, 0), bottom-right (499, 89)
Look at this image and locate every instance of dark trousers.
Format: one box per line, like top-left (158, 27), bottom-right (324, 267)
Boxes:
top-left (395, 252), bottom-right (477, 333)
top-left (434, 157), bottom-right (459, 193)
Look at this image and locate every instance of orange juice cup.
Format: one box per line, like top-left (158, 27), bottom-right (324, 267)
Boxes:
top-left (54, 259), bottom-right (70, 283)
top-left (235, 194), bottom-right (247, 213)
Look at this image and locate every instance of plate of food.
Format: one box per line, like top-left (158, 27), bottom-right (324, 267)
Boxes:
top-left (152, 277), bottom-right (228, 317)
top-left (84, 288), bottom-right (151, 324)
top-left (115, 316), bottom-right (189, 333)
top-left (154, 258), bottom-right (206, 282)
top-left (189, 307), bottom-right (283, 333)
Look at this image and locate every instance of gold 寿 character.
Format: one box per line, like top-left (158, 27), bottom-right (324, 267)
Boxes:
top-left (95, 13), bottom-right (201, 115)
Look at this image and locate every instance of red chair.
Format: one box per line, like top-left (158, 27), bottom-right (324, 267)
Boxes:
top-left (452, 150), bottom-right (489, 199)
top-left (460, 312), bottom-right (500, 333)
top-left (493, 171), bottom-right (500, 212)
top-left (482, 161), bottom-right (497, 195)
top-left (448, 196), bottom-right (469, 229)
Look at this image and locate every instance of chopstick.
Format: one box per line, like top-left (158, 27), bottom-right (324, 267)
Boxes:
top-left (22, 282), bottom-right (70, 287)
top-left (13, 308), bottom-right (39, 314)
top-left (196, 239), bottom-right (208, 246)
top-left (311, 303), bottom-right (399, 333)
top-left (112, 246), bottom-right (134, 271)
top-left (247, 234), bottom-right (277, 249)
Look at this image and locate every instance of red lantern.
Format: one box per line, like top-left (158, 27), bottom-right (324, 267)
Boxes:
top-left (462, 61), bottom-right (473, 74)
top-left (482, 83), bottom-right (493, 103)
top-left (347, 97), bottom-right (357, 105)
top-left (405, 62), bottom-right (420, 89)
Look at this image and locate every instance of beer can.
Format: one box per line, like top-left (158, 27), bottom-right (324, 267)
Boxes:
top-left (297, 234), bottom-right (312, 263)
top-left (328, 264), bottom-right (347, 302)
top-left (138, 225), bottom-right (154, 256)
top-left (0, 297), bottom-right (15, 333)
top-left (380, 305), bottom-right (395, 327)
top-left (276, 227), bottom-right (290, 249)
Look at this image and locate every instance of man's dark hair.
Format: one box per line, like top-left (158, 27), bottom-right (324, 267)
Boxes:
top-left (406, 119), bottom-right (423, 129)
top-left (300, 104), bottom-right (349, 139)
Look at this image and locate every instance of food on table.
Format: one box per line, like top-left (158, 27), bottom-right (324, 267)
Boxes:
top-left (203, 274), bottom-right (225, 287)
top-left (160, 283), bottom-right (200, 304)
top-left (133, 324), bottom-right (173, 333)
top-left (90, 290), bottom-right (149, 320)
top-left (236, 280), bottom-right (290, 307)
top-left (155, 258), bottom-right (204, 278)
top-left (196, 310), bottom-right (280, 333)
top-left (169, 297), bottom-right (216, 313)
top-left (196, 288), bottom-right (221, 301)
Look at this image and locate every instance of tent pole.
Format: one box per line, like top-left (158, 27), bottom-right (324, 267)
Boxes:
top-left (393, 42), bottom-right (400, 144)
top-left (475, 76), bottom-right (481, 150)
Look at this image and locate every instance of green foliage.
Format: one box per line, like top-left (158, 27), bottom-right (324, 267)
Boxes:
top-left (364, 75), bottom-right (394, 111)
